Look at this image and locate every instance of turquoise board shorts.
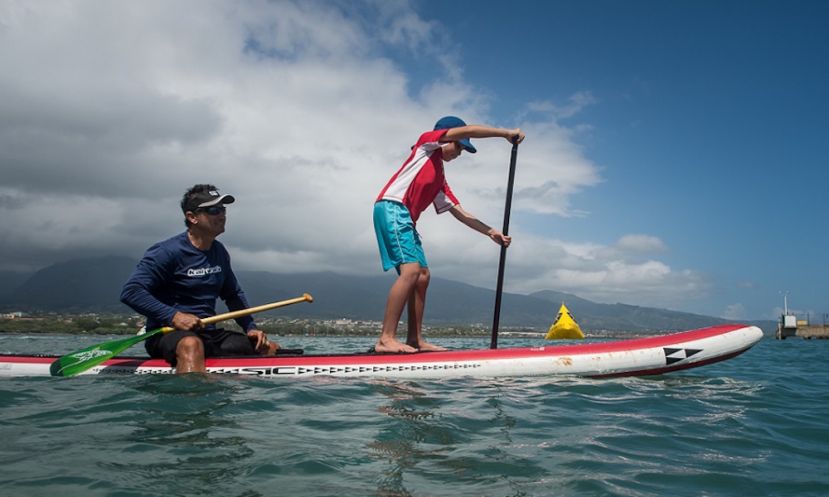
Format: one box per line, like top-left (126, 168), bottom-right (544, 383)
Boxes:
top-left (373, 200), bottom-right (428, 272)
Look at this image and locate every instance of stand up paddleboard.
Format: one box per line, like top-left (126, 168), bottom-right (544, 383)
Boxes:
top-left (0, 324), bottom-right (762, 379)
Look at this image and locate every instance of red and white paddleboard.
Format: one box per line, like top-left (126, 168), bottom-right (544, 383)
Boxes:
top-left (0, 324), bottom-right (762, 379)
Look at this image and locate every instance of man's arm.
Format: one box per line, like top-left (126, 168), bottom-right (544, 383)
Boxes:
top-left (218, 256), bottom-right (256, 332)
top-left (449, 205), bottom-right (512, 247)
top-left (120, 245), bottom-right (180, 327)
top-left (218, 262), bottom-right (275, 352)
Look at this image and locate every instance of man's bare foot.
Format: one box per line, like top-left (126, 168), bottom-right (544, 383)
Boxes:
top-left (263, 341), bottom-right (279, 356)
top-left (374, 338), bottom-right (418, 353)
top-left (408, 341), bottom-right (447, 352)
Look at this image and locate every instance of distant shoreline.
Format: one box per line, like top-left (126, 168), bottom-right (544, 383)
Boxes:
top-left (0, 314), bottom-right (679, 339)
top-left (0, 326), bottom-right (660, 341)
top-left (0, 314), bottom-right (525, 337)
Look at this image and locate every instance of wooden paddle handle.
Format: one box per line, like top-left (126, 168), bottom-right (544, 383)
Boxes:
top-left (160, 293), bottom-right (314, 333)
top-left (202, 293), bottom-right (313, 325)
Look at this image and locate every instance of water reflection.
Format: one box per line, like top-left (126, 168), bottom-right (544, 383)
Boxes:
top-left (99, 375), bottom-right (263, 497)
top-left (368, 379), bottom-right (547, 497)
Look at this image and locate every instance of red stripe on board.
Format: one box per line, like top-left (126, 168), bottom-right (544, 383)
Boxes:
top-left (0, 355), bottom-right (55, 364)
top-left (202, 324), bottom-right (750, 367)
top-left (0, 324), bottom-right (750, 368)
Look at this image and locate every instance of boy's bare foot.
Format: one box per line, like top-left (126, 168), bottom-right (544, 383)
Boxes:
top-left (374, 338), bottom-right (418, 353)
top-left (408, 341), bottom-right (447, 352)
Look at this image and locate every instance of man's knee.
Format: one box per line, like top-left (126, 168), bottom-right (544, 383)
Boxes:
top-left (177, 336), bottom-right (204, 357)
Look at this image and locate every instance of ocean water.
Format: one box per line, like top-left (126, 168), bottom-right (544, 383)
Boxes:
top-left (1, 333), bottom-right (827, 497)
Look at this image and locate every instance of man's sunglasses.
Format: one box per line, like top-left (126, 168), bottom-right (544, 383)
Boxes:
top-left (196, 205), bottom-right (226, 216)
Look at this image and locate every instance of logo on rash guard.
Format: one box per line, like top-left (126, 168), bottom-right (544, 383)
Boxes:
top-left (187, 266), bottom-right (223, 277)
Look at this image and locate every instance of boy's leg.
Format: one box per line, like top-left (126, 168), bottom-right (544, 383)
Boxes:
top-left (406, 267), bottom-right (446, 351)
top-left (376, 262), bottom-right (420, 353)
top-left (405, 267), bottom-right (428, 345)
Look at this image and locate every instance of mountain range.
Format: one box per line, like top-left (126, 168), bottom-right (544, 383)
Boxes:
top-left (0, 256), bottom-right (775, 333)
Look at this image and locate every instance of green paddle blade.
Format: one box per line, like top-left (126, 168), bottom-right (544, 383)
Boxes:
top-left (49, 328), bottom-right (162, 377)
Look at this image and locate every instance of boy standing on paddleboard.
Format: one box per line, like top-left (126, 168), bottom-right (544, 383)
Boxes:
top-left (120, 184), bottom-right (278, 373)
top-left (373, 116), bottom-right (525, 353)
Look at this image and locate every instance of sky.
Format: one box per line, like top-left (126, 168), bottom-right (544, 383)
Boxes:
top-left (1, 0), bottom-right (827, 321)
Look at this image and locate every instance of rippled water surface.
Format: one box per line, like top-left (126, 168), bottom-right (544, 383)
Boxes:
top-left (1, 334), bottom-right (828, 497)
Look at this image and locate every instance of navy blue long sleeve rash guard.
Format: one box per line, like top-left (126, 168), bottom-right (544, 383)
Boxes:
top-left (120, 232), bottom-right (255, 332)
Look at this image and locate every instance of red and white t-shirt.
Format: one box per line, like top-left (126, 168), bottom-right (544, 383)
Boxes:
top-left (375, 129), bottom-right (460, 224)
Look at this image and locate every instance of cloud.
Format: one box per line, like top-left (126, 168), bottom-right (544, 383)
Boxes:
top-left (0, 0), bottom-right (706, 311)
top-left (722, 303), bottom-right (747, 320)
top-left (419, 224), bottom-right (706, 309)
top-left (615, 234), bottom-right (667, 253)
top-left (527, 91), bottom-right (598, 120)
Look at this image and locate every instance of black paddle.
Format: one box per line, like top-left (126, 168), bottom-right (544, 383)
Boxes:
top-left (490, 139), bottom-right (520, 349)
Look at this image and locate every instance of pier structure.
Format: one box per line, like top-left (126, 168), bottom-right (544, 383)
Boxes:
top-left (774, 293), bottom-right (829, 339)
top-left (776, 313), bottom-right (829, 340)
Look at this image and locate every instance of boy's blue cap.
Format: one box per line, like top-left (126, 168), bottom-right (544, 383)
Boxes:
top-left (434, 116), bottom-right (477, 153)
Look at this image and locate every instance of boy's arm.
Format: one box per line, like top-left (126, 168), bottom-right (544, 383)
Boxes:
top-left (442, 125), bottom-right (525, 144)
top-left (449, 205), bottom-right (512, 247)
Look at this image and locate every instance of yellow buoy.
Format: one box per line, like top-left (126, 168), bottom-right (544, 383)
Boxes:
top-left (544, 302), bottom-right (585, 340)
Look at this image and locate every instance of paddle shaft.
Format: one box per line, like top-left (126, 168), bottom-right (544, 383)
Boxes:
top-left (490, 141), bottom-right (519, 349)
top-left (158, 293), bottom-right (314, 334)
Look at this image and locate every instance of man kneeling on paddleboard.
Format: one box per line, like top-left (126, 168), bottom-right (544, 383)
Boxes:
top-left (120, 184), bottom-right (278, 373)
